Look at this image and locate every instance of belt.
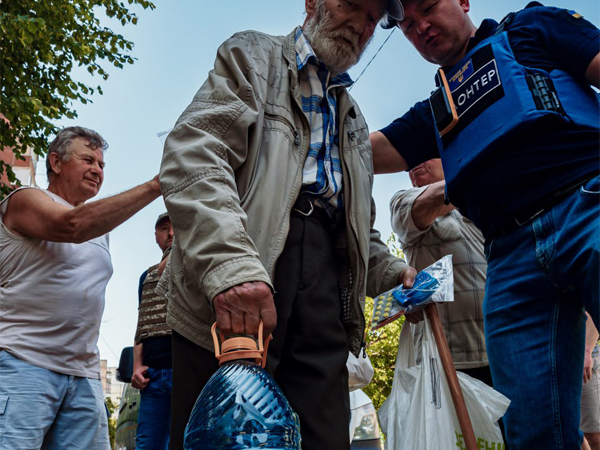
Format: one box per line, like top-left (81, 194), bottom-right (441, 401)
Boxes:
top-left (491, 174), bottom-right (595, 239)
top-left (292, 195), bottom-right (338, 231)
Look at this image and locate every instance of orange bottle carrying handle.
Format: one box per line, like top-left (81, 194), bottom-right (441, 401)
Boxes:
top-left (211, 321), bottom-right (272, 368)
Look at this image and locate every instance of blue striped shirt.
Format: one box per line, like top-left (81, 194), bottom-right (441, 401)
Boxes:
top-left (295, 28), bottom-right (353, 213)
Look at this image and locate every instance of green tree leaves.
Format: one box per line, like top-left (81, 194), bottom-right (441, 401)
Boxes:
top-left (0, 0), bottom-right (155, 197)
top-left (363, 296), bottom-right (404, 410)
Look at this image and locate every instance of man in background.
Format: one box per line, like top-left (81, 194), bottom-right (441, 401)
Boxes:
top-left (390, 159), bottom-right (489, 383)
top-left (390, 158), bottom-right (509, 443)
top-left (582, 313), bottom-right (600, 450)
top-left (0, 126), bottom-right (160, 449)
top-left (131, 212), bottom-right (174, 450)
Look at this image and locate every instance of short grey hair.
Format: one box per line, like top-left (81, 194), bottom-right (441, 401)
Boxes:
top-left (46, 126), bottom-right (108, 179)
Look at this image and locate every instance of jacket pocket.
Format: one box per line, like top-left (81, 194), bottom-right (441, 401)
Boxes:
top-left (238, 112), bottom-right (299, 207)
top-left (263, 112), bottom-right (299, 145)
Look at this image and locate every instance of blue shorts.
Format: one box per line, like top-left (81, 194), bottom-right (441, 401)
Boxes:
top-left (581, 354), bottom-right (600, 433)
top-left (0, 350), bottom-right (110, 450)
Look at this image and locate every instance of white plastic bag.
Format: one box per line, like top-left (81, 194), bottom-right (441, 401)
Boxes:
top-left (347, 350), bottom-right (374, 391)
top-left (379, 317), bottom-right (510, 450)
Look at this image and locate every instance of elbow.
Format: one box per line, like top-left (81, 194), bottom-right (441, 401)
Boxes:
top-left (584, 53), bottom-right (600, 89)
top-left (410, 206), bottom-right (432, 231)
top-left (60, 212), bottom-right (90, 243)
top-left (370, 132), bottom-right (385, 174)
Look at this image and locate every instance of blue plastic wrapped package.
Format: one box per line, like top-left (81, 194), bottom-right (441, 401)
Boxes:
top-left (184, 324), bottom-right (302, 449)
top-left (370, 255), bottom-right (454, 330)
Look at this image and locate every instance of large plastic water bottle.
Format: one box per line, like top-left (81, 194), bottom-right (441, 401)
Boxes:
top-left (184, 322), bottom-right (302, 449)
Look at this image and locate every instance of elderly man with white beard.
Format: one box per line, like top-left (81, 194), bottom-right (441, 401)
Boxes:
top-left (159, 0), bottom-right (414, 448)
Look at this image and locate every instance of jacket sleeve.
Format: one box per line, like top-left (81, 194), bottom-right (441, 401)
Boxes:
top-left (390, 186), bottom-right (430, 247)
top-left (159, 35), bottom-right (272, 303)
top-left (365, 196), bottom-right (411, 298)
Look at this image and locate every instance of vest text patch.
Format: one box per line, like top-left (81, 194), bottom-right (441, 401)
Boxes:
top-left (441, 44), bottom-right (505, 143)
top-left (452, 59), bottom-right (501, 119)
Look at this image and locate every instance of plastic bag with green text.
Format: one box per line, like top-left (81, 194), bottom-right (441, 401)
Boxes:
top-left (379, 317), bottom-right (510, 450)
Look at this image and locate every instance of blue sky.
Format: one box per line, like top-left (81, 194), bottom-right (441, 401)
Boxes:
top-left (36, 0), bottom-right (599, 366)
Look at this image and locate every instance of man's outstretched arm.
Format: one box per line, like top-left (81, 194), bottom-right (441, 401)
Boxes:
top-left (370, 131), bottom-right (409, 174)
top-left (3, 176), bottom-right (160, 243)
top-left (408, 180), bottom-right (455, 230)
top-left (585, 52), bottom-right (599, 88)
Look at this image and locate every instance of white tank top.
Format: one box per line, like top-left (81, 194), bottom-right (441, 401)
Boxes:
top-left (0, 187), bottom-right (113, 378)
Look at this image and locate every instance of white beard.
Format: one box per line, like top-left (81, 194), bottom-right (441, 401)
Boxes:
top-left (303, 1), bottom-right (372, 74)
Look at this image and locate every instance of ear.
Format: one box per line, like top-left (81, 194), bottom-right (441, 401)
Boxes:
top-left (305, 0), bottom-right (318, 17)
top-left (48, 152), bottom-right (62, 176)
top-left (459, 0), bottom-right (470, 14)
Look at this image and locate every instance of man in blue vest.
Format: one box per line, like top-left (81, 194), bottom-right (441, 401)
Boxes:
top-left (370, 1), bottom-right (599, 449)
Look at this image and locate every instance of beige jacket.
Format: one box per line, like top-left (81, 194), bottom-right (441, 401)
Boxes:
top-left (160, 28), bottom-right (408, 354)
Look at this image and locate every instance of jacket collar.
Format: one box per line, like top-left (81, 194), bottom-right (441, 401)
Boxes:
top-left (283, 28), bottom-right (300, 82)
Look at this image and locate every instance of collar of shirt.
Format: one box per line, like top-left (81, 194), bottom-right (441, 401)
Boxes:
top-left (294, 27), bottom-right (353, 213)
top-left (441, 19), bottom-right (499, 74)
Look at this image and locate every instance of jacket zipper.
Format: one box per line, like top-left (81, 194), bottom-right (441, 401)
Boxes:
top-left (338, 102), bottom-right (366, 271)
top-left (338, 97), bottom-right (367, 348)
top-left (265, 98), bottom-right (309, 280)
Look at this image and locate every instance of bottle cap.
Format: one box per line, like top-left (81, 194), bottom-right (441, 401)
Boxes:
top-left (211, 321), bottom-right (272, 367)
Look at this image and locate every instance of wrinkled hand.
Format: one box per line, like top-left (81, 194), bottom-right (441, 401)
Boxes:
top-left (213, 281), bottom-right (277, 337)
top-left (131, 364), bottom-right (150, 390)
top-left (583, 351), bottom-right (593, 384)
top-left (397, 266), bottom-right (424, 324)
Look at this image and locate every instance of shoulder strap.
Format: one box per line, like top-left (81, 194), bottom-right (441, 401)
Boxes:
top-left (496, 1), bottom-right (544, 36)
top-left (494, 12), bottom-right (516, 36)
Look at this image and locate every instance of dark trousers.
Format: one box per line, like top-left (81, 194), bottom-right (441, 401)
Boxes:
top-left (170, 214), bottom-right (351, 450)
top-left (170, 333), bottom-right (218, 450)
top-left (460, 365), bottom-right (494, 387)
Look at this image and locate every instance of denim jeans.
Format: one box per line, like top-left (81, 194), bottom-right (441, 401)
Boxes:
top-left (136, 367), bottom-right (172, 450)
top-left (483, 176), bottom-right (600, 450)
top-left (0, 350), bottom-right (110, 450)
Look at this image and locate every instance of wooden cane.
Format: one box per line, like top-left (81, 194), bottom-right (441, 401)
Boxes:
top-left (425, 303), bottom-right (478, 450)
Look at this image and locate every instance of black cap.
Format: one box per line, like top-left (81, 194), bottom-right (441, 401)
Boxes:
top-left (386, 0), bottom-right (404, 20)
top-left (382, 0), bottom-right (404, 29)
top-left (155, 212), bottom-right (170, 229)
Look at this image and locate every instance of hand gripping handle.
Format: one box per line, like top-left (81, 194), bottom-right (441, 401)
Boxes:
top-left (211, 321), bottom-right (272, 368)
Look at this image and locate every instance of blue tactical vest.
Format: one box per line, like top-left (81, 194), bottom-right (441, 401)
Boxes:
top-left (431, 19), bottom-right (600, 205)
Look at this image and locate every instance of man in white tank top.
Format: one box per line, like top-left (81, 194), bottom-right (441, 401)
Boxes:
top-left (0, 126), bottom-right (161, 450)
